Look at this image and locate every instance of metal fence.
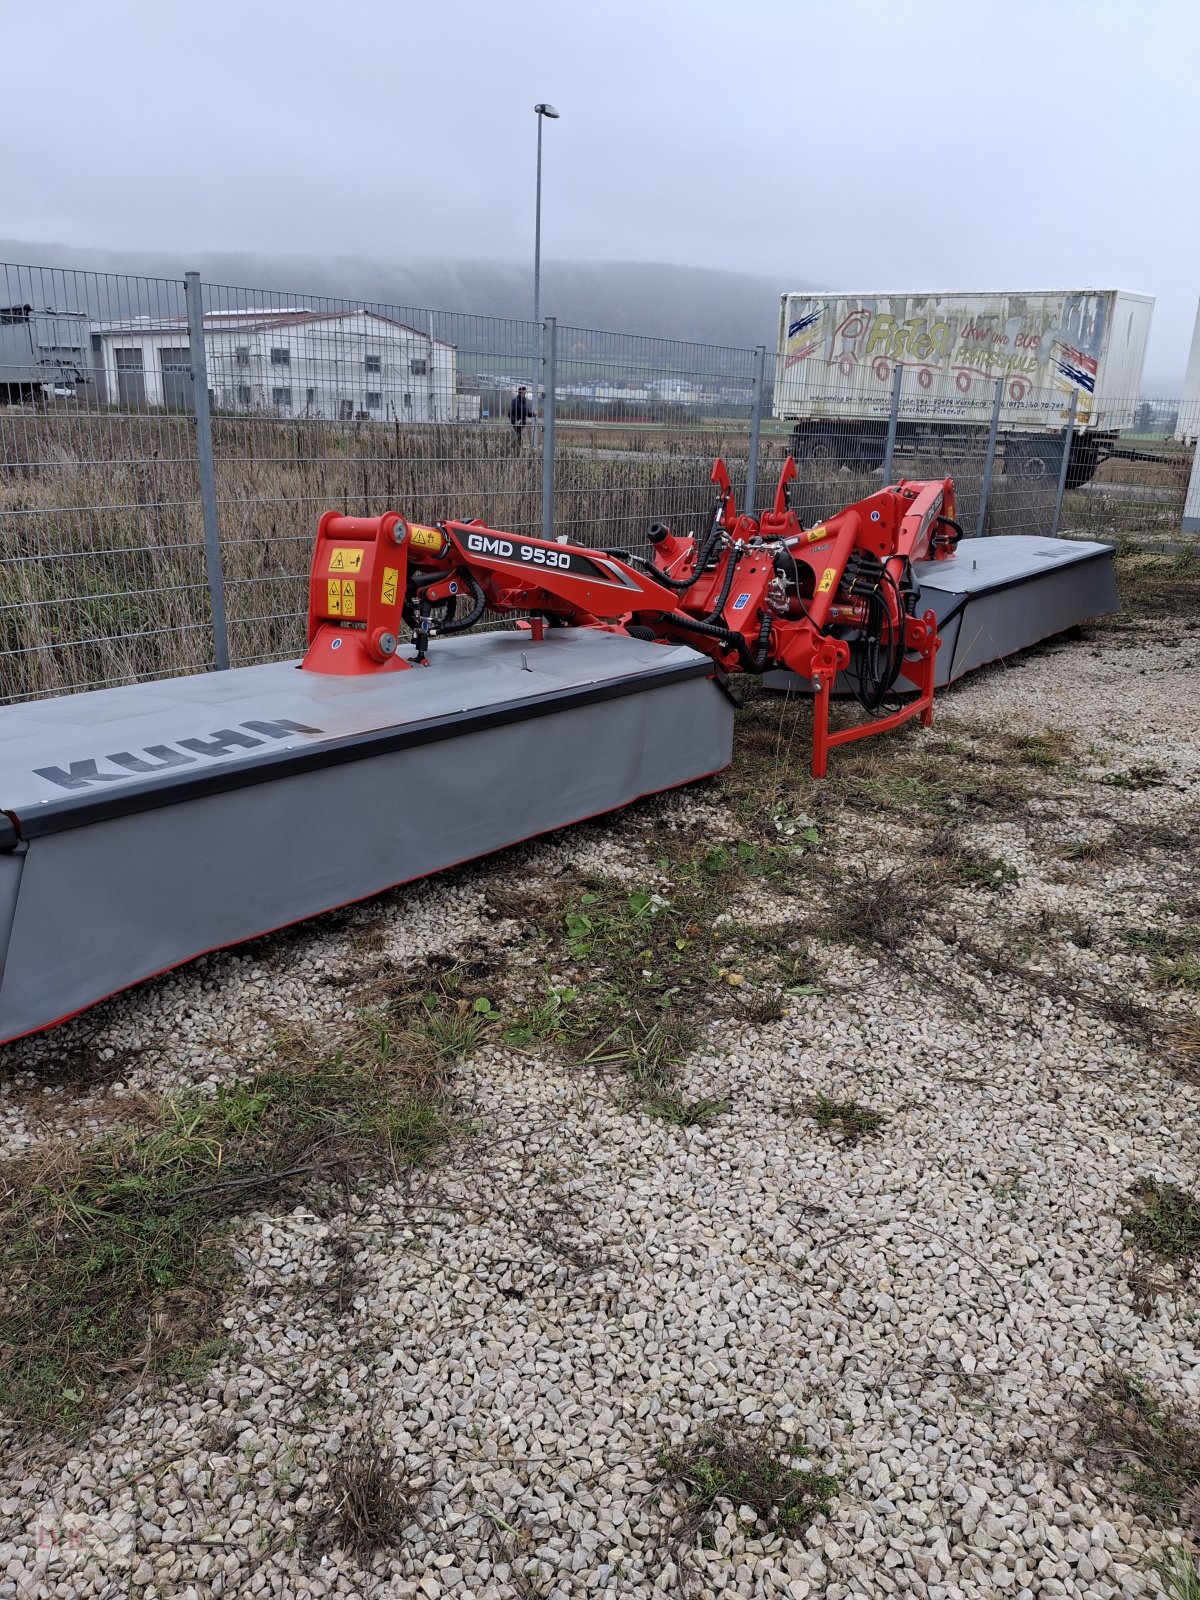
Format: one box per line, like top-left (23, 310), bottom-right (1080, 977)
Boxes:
top-left (2, 259), bottom-right (1197, 703)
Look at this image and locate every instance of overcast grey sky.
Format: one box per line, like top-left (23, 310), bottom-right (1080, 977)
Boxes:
top-left (7, 0), bottom-right (1198, 385)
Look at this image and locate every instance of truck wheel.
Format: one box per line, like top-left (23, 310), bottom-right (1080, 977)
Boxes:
top-left (791, 426), bottom-right (837, 465)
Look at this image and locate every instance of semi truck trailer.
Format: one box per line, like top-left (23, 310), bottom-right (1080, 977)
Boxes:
top-left (774, 289), bottom-right (1153, 486)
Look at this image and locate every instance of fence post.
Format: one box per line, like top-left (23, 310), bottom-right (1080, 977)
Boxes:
top-left (745, 344), bottom-right (766, 516)
top-left (1184, 435), bottom-right (1200, 537)
top-left (540, 316), bottom-right (557, 543)
top-left (184, 272), bottom-right (229, 671)
top-left (881, 364), bottom-right (903, 484)
top-left (1050, 391), bottom-right (1078, 539)
top-left (975, 378), bottom-right (1004, 539)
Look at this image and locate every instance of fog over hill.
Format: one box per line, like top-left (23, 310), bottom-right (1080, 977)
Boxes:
top-left (0, 242), bottom-right (794, 352)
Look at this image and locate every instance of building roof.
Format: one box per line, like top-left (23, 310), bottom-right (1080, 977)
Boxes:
top-left (91, 307), bottom-right (454, 347)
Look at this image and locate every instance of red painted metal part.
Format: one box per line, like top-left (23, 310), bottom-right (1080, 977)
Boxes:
top-left (304, 511), bottom-right (412, 675)
top-left (301, 457), bottom-right (961, 777)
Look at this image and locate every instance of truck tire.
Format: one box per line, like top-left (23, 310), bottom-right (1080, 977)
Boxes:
top-left (790, 422), bottom-right (883, 470)
top-left (790, 424), bottom-right (838, 465)
top-left (1015, 440), bottom-right (1057, 480)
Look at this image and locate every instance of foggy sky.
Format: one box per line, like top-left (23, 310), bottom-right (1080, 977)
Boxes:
top-left (8, 0), bottom-right (1198, 388)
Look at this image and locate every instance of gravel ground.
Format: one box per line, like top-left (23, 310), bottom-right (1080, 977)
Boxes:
top-left (1, 581), bottom-right (1198, 1600)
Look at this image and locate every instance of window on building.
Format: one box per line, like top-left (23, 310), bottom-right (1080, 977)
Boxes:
top-left (339, 399), bottom-right (354, 421)
top-left (364, 354), bottom-right (381, 373)
top-left (365, 391), bottom-right (382, 408)
top-left (235, 346), bottom-right (250, 366)
top-left (403, 392), bottom-right (412, 408)
top-left (306, 387), bottom-right (316, 406)
top-left (410, 358), bottom-right (427, 376)
top-left (272, 387), bottom-right (293, 409)
top-left (236, 384), bottom-right (252, 406)
top-left (270, 347), bottom-right (290, 366)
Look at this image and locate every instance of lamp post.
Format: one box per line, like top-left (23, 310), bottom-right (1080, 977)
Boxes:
top-left (532, 102), bottom-right (558, 447)
top-left (533, 102), bottom-right (559, 330)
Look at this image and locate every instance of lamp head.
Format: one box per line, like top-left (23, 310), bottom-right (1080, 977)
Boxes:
top-left (534, 103), bottom-right (560, 118)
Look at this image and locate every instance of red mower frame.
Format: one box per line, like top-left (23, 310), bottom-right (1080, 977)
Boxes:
top-left (302, 456), bottom-right (961, 777)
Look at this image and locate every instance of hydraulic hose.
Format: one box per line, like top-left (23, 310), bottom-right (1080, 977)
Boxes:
top-left (435, 574), bottom-right (487, 634)
top-left (701, 543), bottom-right (741, 624)
top-left (604, 501), bottom-right (725, 594)
top-left (663, 609), bottom-right (773, 674)
top-left (935, 516), bottom-right (964, 552)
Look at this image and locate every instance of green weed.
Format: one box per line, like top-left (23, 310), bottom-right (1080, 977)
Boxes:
top-left (1085, 1372), bottom-right (1200, 1527)
top-left (658, 1425), bottom-right (838, 1543)
top-left (1001, 727), bottom-right (1073, 768)
top-left (1122, 1180), bottom-right (1200, 1268)
top-left (637, 1093), bottom-right (728, 1128)
top-left (1155, 1546), bottom-right (1200, 1600)
top-left (1102, 763), bottom-right (1171, 790)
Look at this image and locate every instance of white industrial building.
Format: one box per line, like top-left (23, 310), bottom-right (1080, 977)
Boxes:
top-left (89, 307), bottom-right (476, 421)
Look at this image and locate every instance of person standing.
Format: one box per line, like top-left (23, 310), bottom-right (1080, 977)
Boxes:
top-left (508, 385), bottom-right (532, 447)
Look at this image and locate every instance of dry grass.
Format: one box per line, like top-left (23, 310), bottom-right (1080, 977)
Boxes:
top-left (5, 400), bottom-right (1194, 705)
top-left (1167, 1019), bottom-right (1200, 1086)
top-left (0, 412), bottom-right (770, 700)
top-left (306, 1440), bottom-right (416, 1563)
top-left (1083, 1373), bottom-right (1200, 1536)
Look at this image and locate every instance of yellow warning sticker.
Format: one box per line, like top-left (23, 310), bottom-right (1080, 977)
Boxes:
top-left (817, 567), bottom-right (838, 594)
top-left (805, 524), bottom-right (828, 544)
top-left (328, 546), bottom-right (364, 573)
top-left (326, 578), bottom-right (342, 615)
top-left (341, 579), bottom-right (356, 618)
top-left (381, 565), bottom-right (399, 607)
top-left (408, 524), bottom-right (445, 553)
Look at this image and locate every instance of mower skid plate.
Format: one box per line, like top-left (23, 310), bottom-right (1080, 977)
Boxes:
top-left (0, 630), bottom-right (731, 1045)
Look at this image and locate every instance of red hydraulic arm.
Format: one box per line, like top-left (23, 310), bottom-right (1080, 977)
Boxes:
top-left (301, 458), bottom-right (962, 777)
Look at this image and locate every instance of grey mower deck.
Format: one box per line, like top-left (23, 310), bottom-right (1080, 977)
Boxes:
top-left (0, 630), bottom-right (732, 1044)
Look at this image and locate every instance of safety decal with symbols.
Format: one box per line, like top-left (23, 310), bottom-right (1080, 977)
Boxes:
top-left (380, 566), bottom-right (399, 607)
top-left (327, 546), bottom-right (364, 573)
top-left (731, 592), bottom-right (751, 612)
top-left (326, 579), bottom-right (357, 617)
top-left (409, 524), bottom-right (446, 553)
top-left (817, 567), bottom-right (838, 594)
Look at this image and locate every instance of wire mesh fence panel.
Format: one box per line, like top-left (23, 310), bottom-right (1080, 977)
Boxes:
top-left (200, 281), bottom-right (545, 666)
top-left (1054, 394), bottom-right (1198, 549)
top-left (0, 262), bottom-right (216, 702)
top-left (550, 327), bottom-right (760, 557)
top-left (4, 255), bottom-right (1199, 708)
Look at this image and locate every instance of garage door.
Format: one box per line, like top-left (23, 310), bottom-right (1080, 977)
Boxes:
top-left (113, 348), bottom-right (145, 408)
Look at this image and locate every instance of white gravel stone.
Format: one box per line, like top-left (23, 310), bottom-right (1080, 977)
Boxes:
top-left (1, 604), bottom-right (1197, 1599)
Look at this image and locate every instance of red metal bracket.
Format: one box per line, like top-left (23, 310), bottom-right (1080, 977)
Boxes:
top-left (302, 511), bottom-right (412, 675)
top-left (811, 611), bottom-right (940, 778)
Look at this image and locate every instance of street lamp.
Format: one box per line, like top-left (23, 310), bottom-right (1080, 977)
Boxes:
top-left (533, 103), bottom-right (559, 331)
top-left (531, 103), bottom-right (559, 448)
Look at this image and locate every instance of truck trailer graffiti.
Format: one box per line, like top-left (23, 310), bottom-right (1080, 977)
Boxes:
top-left (775, 290), bottom-right (1153, 483)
